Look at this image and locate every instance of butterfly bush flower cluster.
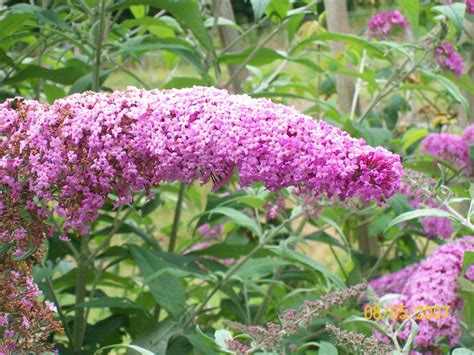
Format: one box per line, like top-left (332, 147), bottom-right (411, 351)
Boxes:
top-left (0, 87), bottom-right (403, 349)
top-left (370, 237), bottom-right (474, 349)
top-left (434, 41), bottom-right (464, 77)
top-left (367, 10), bottom-right (409, 38)
top-left (420, 124), bottom-right (474, 174)
top-left (0, 254), bottom-right (62, 352)
top-left (400, 170), bottom-right (452, 238)
top-left (326, 324), bottom-right (393, 355)
top-left (225, 283), bottom-right (369, 353)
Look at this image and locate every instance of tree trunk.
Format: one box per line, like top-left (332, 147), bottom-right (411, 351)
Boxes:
top-left (212, 0), bottom-right (248, 93)
top-left (323, 0), bottom-right (357, 114)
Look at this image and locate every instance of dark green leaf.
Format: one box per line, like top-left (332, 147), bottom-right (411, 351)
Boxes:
top-left (130, 245), bottom-right (186, 320)
top-left (4, 65), bottom-right (84, 85)
top-left (110, 0), bottom-right (212, 50)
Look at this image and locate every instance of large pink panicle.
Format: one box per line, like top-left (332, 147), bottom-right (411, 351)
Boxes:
top-left (370, 237), bottom-right (474, 349)
top-left (1, 86), bottom-right (403, 237)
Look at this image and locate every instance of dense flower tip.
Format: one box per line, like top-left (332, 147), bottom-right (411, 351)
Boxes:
top-left (420, 124), bottom-right (474, 175)
top-left (367, 10), bottom-right (409, 38)
top-left (434, 41), bottom-right (464, 77)
top-left (370, 237), bottom-right (474, 349)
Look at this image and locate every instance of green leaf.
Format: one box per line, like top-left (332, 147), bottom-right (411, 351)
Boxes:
top-left (130, 245), bottom-right (186, 320)
top-left (452, 348), bottom-right (474, 355)
top-left (110, 0), bottom-right (212, 50)
top-left (132, 319), bottom-right (181, 353)
top-left (251, 0), bottom-right (271, 20)
top-left (388, 194), bottom-right (413, 215)
top-left (432, 3), bottom-right (466, 40)
top-left (4, 65), bottom-right (84, 85)
top-left (0, 14), bottom-right (29, 39)
top-left (469, 146), bottom-right (474, 170)
top-left (116, 37), bottom-right (204, 72)
top-left (218, 47), bottom-right (286, 66)
top-left (210, 206), bottom-right (262, 237)
top-left (76, 297), bottom-right (148, 311)
top-left (267, 246), bottom-right (344, 287)
top-left (319, 341), bottom-right (338, 355)
top-left (402, 127), bottom-right (428, 151)
top-left (384, 208), bottom-right (454, 233)
top-left (304, 231), bottom-right (346, 249)
top-left (399, 0), bottom-right (419, 37)
top-left (402, 320), bottom-right (419, 352)
top-left (421, 70), bottom-right (470, 118)
top-left (203, 17), bottom-right (242, 33)
top-left (162, 76), bottom-right (208, 89)
top-left (141, 197), bottom-right (162, 217)
top-left (130, 5), bottom-right (149, 18)
top-left (341, 315), bottom-right (389, 336)
top-left (96, 344), bottom-right (154, 355)
top-left (235, 258), bottom-right (289, 279)
top-left (0, 49), bottom-right (14, 67)
top-left (214, 329), bottom-right (233, 351)
top-left (70, 69), bottom-right (115, 94)
top-left (462, 251), bottom-right (474, 275)
top-left (267, 0), bottom-right (291, 20)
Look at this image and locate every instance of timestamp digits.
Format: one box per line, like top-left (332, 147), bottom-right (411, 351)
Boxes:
top-left (363, 304), bottom-right (451, 321)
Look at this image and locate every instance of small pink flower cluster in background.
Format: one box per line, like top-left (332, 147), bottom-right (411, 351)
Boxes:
top-left (420, 124), bottom-right (474, 175)
top-left (184, 223), bottom-right (234, 267)
top-left (400, 170), bottom-right (452, 239)
top-left (370, 237), bottom-right (474, 349)
top-left (264, 196), bottom-right (286, 220)
top-left (367, 10), bottom-right (410, 38)
top-left (434, 41), bottom-right (464, 77)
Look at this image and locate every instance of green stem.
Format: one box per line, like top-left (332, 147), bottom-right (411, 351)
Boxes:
top-left (367, 232), bottom-right (402, 280)
top-left (72, 234), bottom-right (89, 351)
top-left (223, 1), bottom-right (317, 89)
top-left (92, 0), bottom-right (106, 92)
top-left (183, 212), bottom-right (302, 328)
top-left (44, 275), bottom-right (74, 345)
top-left (168, 183), bottom-right (186, 253)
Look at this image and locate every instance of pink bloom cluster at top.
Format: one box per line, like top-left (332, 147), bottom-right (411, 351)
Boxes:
top-left (467, 0), bottom-right (474, 13)
top-left (420, 124), bottom-right (474, 175)
top-left (367, 10), bottom-right (409, 38)
top-left (400, 171), bottom-right (452, 239)
top-left (434, 41), bottom-right (464, 77)
top-left (0, 86), bottom-right (403, 240)
top-left (370, 237), bottom-right (474, 349)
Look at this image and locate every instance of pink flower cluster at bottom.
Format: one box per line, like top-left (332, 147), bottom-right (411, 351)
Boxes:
top-left (370, 237), bottom-right (474, 349)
